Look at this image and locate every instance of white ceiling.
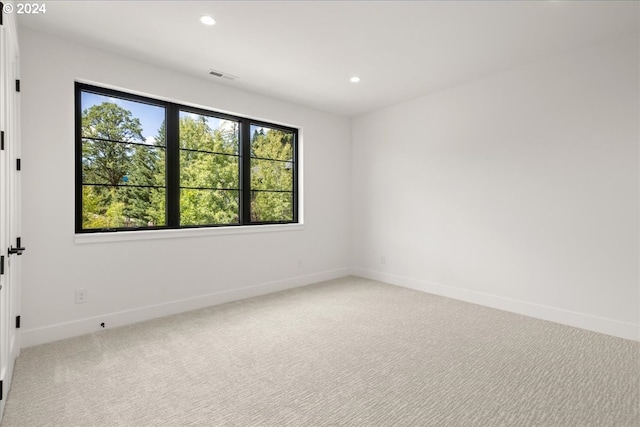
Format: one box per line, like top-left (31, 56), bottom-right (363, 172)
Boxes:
top-left (17, 1), bottom-right (640, 117)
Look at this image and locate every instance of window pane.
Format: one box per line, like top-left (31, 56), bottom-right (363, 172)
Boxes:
top-left (82, 140), bottom-right (165, 187)
top-left (180, 189), bottom-right (240, 226)
top-left (251, 191), bottom-right (293, 222)
top-left (180, 151), bottom-right (239, 190)
top-left (81, 91), bottom-right (166, 146)
top-left (251, 158), bottom-right (293, 192)
top-left (250, 125), bottom-right (294, 161)
top-left (179, 111), bottom-right (239, 154)
top-left (82, 185), bottom-right (166, 229)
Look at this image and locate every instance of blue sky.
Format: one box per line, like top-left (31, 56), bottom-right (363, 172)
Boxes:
top-left (179, 111), bottom-right (223, 133)
top-left (82, 92), bottom-right (236, 144)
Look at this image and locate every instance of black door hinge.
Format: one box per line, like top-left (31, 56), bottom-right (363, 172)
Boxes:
top-left (0, 255), bottom-right (4, 275)
top-left (16, 315), bottom-right (20, 329)
top-left (1, 130), bottom-right (4, 150)
top-left (0, 3), bottom-right (4, 26)
top-left (16, 158), bottom-right (21, 171)
top-left (0, 380), bottom-right (3, 401)
top-left (15, 79), bottom-right (20, 92)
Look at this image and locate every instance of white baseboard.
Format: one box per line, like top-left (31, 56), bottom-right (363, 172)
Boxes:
top-left (21, 268), bottom-right (350, 348)
top-left (350, 268), bottom-right (640, 342)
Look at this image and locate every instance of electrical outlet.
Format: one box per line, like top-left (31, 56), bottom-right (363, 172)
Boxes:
top-left (297, 258), bottom-right (303, 268)
top-left (75, 289), bottom-right (87, 304)
top-left (380, 255), bottom-right (386, 265)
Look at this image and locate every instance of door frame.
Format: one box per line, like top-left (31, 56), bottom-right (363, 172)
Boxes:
top-left (0, 0), bottom-right (22, 419)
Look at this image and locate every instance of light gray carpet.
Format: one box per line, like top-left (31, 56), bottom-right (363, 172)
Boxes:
top-left (2, 276), bottom-right (639, 426)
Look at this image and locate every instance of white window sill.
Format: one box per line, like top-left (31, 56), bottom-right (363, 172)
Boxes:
top-left (75, 223), bottom-right (304, 244)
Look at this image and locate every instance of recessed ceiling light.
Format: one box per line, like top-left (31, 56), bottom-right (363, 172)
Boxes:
top-left (200, 15), bottom-right (216, 26)
top-left (350, 76), bottom-right (361, 83)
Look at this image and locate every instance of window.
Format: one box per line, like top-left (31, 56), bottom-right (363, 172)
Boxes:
top-left (75, 83), bottom-right (298, 233)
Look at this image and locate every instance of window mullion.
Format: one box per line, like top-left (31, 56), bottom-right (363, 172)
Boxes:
top-left (241, 119), bottom-right (251, 224)
top-left (166, 103), bottom-right (180, 227)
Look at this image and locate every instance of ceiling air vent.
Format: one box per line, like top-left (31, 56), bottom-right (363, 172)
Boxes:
top-left (209, 69), bottom-right (238, 81)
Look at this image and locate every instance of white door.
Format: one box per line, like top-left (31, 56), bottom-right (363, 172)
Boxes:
top-left (0, 2), bottom-right (22, 419)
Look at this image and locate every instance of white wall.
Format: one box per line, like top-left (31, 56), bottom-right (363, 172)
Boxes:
top-left (19, 27), bottom-right (351, 346)
top-left (351, 35), bottom-right (640, 341)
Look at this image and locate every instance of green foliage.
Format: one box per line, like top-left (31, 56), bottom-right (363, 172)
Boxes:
top-left (82, 102), bottom-right (143, 186)
top-left (82, 187), bottom-right (127, 229)
top-left (180, 189), bottom-right (239, 226)
top-left (119, 145), bottom-right (165, 227)
top-left (251, 127), bottom-right (293, 160)
top-left (252, 191), bottom-right (293, 222)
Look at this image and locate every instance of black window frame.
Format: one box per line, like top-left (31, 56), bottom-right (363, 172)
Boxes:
top-left (75, 82), bottom-right (299, 233)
